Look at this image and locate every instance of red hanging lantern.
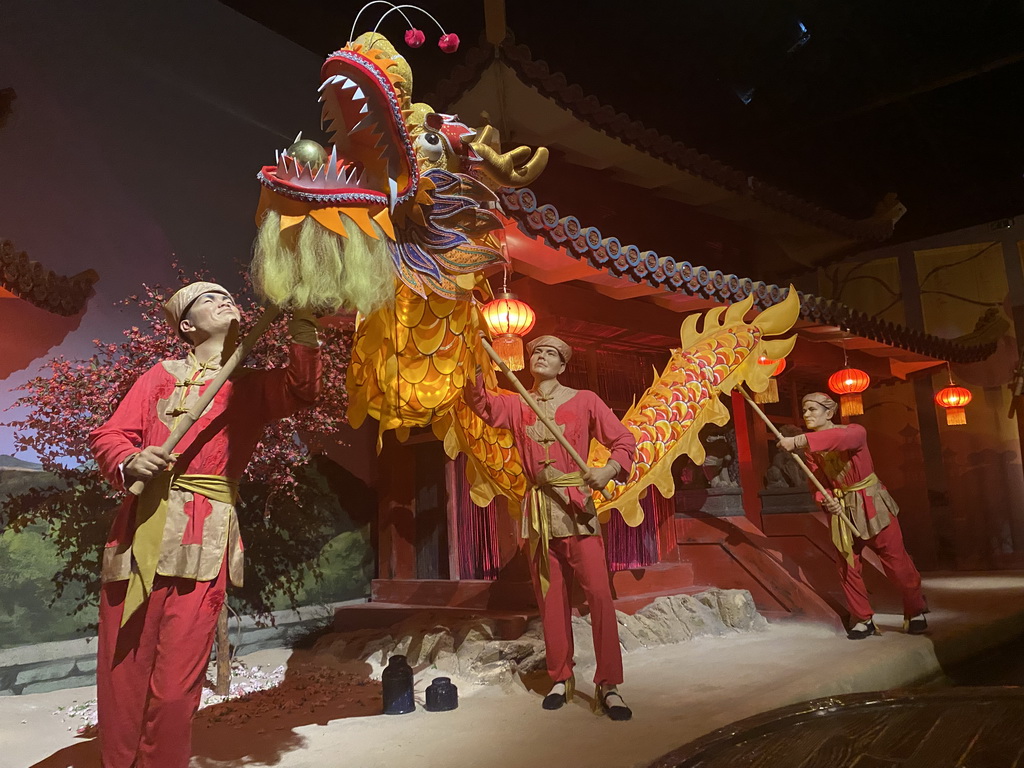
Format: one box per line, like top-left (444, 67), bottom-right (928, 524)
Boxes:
top-left (935, 385), bottom-right (972, 426)
top-left (481, 292), bottom-right (536, 371)
top-left (828, 367), bottom-right (870, 417)
top-left (753, 355), bottom-right (788, 404)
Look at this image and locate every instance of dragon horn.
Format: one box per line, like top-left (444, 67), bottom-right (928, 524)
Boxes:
top-left (472, 124), bottom-right (501, 152)
top-left (469, 141), bottom-right (550, 188)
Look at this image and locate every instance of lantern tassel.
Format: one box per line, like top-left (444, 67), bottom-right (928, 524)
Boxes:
top-left (753, 378), bottom-right (779, 404)
top-left (840, 393), bottom-right (864, 417)
top-left (945, 406), bottom-right (967, 426)
top-left (491, 334), bottom-right (525, 371)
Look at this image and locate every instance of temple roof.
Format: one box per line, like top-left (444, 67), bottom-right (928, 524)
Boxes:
top-left (500, 187), bottom-right (995, 369)
top-left (226, 1), bottom-right (1024, 247)
top-left (0, 239), bottom-right (98, 316)
top-left (426, 36), bottom-right (905, 274)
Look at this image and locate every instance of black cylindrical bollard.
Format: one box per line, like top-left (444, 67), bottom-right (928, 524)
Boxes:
top-left (425, 677), bottom-right (458, 712)
top-left (382, 655), bottom-right (415, 715)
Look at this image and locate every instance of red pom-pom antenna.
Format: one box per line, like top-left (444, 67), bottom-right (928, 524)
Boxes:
top-left (438, 33), bottom-right (460, 53)
top-left (351, 3), bottom-right (459, 54)
top-left (404, 28), bottom-right (425, 48)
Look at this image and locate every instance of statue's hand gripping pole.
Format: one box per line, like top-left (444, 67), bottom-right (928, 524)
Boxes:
top-left (478, 334), bottom-right (614, 501)
top-left (127, 306), bottom-right (283, 496)
top-left (739, 388), bottom-right (863, 539)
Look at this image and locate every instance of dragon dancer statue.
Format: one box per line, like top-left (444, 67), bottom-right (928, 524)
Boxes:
top-left (250, 20), bottom-right (801, 531)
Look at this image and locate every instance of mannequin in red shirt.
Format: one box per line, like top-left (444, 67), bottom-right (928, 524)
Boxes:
top-left (466, 335), bottom-right (636, 720)
top-left (777, 392), bottom-right (927, 639)
top-left (89, 282), bottom-right (321, 768)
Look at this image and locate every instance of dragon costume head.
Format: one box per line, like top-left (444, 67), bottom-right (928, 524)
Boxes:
top-left (252, 33), bottom-right (548, 315)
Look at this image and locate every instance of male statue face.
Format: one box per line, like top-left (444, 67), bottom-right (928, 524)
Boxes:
top-left (529, 344), bottom-right (566, 383)
top-left (179, 291), bottom-right (240, 343)
top-left (801, 398), bottom-right (836, 431)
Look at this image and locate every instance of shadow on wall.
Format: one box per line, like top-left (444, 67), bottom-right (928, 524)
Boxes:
top-left (0, 297), bottom-right (91, 381)
top-left (944, 446), bottom-right (1024, 569)
top-left (0, 0), bottom-right (323, 453)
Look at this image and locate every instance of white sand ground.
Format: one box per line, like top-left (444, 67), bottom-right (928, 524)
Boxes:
top-left (4, 572), bottom-right (1024, 768)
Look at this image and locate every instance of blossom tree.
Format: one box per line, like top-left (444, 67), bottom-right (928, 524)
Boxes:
top-left (2, 264), bottom-right (355, 625)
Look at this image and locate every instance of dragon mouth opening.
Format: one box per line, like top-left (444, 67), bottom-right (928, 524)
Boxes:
top-left (258, 49), bottom-right (416, 210)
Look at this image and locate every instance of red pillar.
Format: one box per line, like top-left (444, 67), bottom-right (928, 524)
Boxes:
top-left (731, 390), bottom-right (768, 531)
top-left (377, 435), bottom-right (416, 580)
top-left (445, 460), bottom-right (461, 581)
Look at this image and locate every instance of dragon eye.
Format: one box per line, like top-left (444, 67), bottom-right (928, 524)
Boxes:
top-left (415, 132), bottom-right (445, 161)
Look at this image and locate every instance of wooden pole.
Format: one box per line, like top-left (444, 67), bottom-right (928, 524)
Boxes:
top-left (739, 388), bottom-right (863, 538)
top-left (215, 604), bottom-right (230, 695)
top-left (128, 306), bottom-right (282, 496)
top-left (478, 335), bottom-right (614, 501)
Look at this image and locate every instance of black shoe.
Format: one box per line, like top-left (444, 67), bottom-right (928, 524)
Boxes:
top-left (905, 616), bottom-right (928, 635)
top-left (542, 691), bottom-right (566, 710)
top-left (846, 619), bottom-right (879, 640)
top-left (542, 678), bottom-right (573, 710)
top-left (598, 688), bottom-right (633, 721)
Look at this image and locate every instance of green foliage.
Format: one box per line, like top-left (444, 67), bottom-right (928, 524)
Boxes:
top-left (0, 525), bottom-right (94, 648)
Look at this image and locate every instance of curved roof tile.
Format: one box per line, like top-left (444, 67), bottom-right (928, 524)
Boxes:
top-left (0, 239), bottom-right (98, 316)
top-left (500, 188), bottom-right (994, 364)
top-left (425, 34), bottom-right (898, 245)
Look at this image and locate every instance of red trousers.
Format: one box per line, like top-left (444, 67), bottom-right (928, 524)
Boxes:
top-left (530, 535), bottom-right (623, 686)
top-left (97, 562), bottom-right (227, 768)
top-left (840, 516), bottom-right (926, 622)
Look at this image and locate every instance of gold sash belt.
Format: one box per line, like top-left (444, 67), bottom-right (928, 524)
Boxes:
top-left (830, 472), bottom-right (879, 566)
top-left (525, 471), bottom-right (586, 597)
top-left (122, 473), bottom-right (239, 626)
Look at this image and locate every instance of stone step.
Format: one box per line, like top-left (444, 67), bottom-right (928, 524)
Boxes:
top-left (610, 562), bottom-right (696, 598)
top-left (612, 585), bottom-right (715, 615)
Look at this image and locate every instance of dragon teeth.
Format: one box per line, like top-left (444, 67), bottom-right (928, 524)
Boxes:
top-left (324, 146), bottom-right (339, 181)
top-left (387, 176), bottom-right (398, 212)
top-left (372, 131), bottom-right (391, 153)
top-left (349, 115), bottom-right (376, 135)
top-left (318, 74), bottom-right (349, 92)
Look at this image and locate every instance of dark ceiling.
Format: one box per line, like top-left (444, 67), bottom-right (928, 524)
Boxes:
top-left (222, 0), bottom-right (1024, 248)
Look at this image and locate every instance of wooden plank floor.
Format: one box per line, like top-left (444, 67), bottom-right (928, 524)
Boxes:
top-left (649, 688), bottom-right (1024, 768)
